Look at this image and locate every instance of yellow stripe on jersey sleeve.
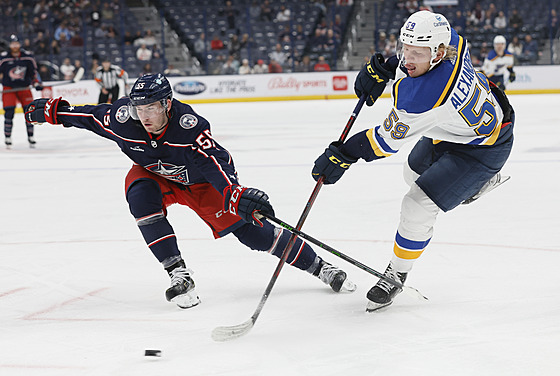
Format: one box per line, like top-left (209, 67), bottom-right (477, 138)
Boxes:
top-left (366, 128), bottom-right (393, 158)
top-left (433, 36), bottom-right (465, 108)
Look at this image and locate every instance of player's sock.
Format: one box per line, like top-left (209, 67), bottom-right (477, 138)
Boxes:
top-left (164, 259), bottom-right (200, 309)
top-left (366, 261), bottom-right (407, 312)
top-left (313, 258), bottom-right (356, 293)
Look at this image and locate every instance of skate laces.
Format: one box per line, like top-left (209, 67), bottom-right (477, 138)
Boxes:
top-left (318, 263), bottom-right (342, 284)
top-left (169, 267), bottom-right (194, 287)
top-left (376, 264), bottom-right (404, 293)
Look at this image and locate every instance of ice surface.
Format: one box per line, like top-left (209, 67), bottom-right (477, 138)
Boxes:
top-left (1, 95), bottom-right (559, 375)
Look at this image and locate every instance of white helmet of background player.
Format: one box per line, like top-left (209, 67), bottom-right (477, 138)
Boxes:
top-left (399, 10), bottom-right (451, 69)
top-left (493, 35), bottom-right (506, 46)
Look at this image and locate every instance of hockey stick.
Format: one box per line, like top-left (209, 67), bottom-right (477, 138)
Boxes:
top-left (211, 95), bottom-right (367, 342)
top-left (262, 213), bottom-right (427, 300)
top-left (0, 77), bottom-right (83, 95)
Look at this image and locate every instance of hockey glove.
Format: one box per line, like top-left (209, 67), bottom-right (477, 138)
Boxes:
top-left (312, 141), bottom-right (358, 185)
top-left (223, 185), bottom-right (275, 227)
top-left (354, 53), bottom-right (395, 106)
top-left (25, 97), bottom-right (70, 125)
top-left (508, 70), bottom-right (516, 83)
top-left (33, 82), bottom-right (44, 91)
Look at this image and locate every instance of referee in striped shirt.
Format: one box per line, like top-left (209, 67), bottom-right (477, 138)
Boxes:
top-left (95, 57), bottom-right (129, 104)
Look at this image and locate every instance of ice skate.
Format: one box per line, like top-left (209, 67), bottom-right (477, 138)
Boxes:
top-left (5, 136), bottom-right (12, 149)
top-left (28, 136), bottom-right (36, 148)
top-left (366, 262), bottom-right (407, 312)
top-left (462, 173), bottom-right (510, 205)
top-left (165, 260), bottom-right (200, 309)
top-left (316, 260), bottom-right (356, 293)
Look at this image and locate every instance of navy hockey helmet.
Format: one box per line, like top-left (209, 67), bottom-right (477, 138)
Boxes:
top-left (9, 34), bottom-right (19, 43)
top-left (129, 73), bottom-right (173, 120)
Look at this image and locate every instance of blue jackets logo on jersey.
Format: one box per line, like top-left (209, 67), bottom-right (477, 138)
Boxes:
top-left (116, 105), bottom-right (131, 123)
top-left (180, 114), bottom-right (198, 129)
top-left (146, 160), bottom-right (189, 184)
top-left (9, 66), bottom-right (27, 80)
top-left (174, 81), bottom-right (206, 95)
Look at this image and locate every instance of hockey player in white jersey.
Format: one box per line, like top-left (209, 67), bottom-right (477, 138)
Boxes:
top-left (312, 11), bottom-right (514, 312)
top-left (482, 35), bottom-right (516, 90)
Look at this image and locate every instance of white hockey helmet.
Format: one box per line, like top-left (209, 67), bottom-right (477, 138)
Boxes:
top-left (399, 11), bottom-right (451, 68)
top-left (493, 35), bottom-right (507, 46)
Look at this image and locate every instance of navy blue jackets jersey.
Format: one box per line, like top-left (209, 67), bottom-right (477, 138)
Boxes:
top-left (57, 98), bottom-right (239, 195)
top-left (0, 49), bottom-right (41, 87)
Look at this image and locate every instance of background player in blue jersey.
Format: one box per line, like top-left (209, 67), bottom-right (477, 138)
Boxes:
top-left (25, 73), bottom-right (356, 309)
top-left (0, 34), bottom-right (43, 148)
top-left (312, 11), bottom-right (514, 312)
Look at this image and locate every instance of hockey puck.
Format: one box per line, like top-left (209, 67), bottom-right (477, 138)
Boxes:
top-left (144, 349), bottom-right (162, 357)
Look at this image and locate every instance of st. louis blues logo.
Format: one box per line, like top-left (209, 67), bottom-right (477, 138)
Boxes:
top-left (115, 105), bottom-right (130, 123)
top-left (145, 160), bottom-right (189, 184)
top-left (179, 114), bottom-right (198, 129)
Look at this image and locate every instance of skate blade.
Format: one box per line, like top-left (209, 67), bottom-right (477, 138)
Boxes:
top-left (171, 289), bottom-right (201, 309)
top-left (365, 300), bottom-right (393, 312)
top-left (340, 279), bottom-right (357, 293)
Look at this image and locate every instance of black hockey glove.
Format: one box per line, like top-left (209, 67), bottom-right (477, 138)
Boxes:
top-left (508, 70), bottom-right (516, 83)
top-left (25, 97), bottom-right (70, 125)
top-left (354, 53), bottom-right (396, 106)
top-left (312, 141), bottom-right (358, 185)
top-left (33, 82), bottom-right (44, 91)
top-left (223, 185), bottom-right (275, 227)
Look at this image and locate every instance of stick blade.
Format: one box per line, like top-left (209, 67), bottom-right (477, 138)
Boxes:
top-left (403, 285), bottom-right (428, 301)
top-left (211, 318), bottom-right (254, 342)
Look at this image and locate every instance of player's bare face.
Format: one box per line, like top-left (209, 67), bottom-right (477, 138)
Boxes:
top-left (494, 43), bottom-right (506, 56)
top-left (9, 41), bottom-right (21, 53)
top-left (401, 44), bottom-right (432, 77)
top-left (137, 102), bottom-right (168, 135)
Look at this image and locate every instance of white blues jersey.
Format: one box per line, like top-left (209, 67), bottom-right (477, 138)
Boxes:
top-left (342, 28), bottom-right (513, 163)
top-left (482, 49), bottom-right (514, 80)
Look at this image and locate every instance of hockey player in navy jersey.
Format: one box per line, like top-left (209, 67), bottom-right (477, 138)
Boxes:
top-left (0, 34), bottom-right (43, 148)
top-left (312, 11), bottom-right (514, 312)
top-left (482, 35), bottom-right (516, 91)
top-left (25, 73), bottom-right (356, 309)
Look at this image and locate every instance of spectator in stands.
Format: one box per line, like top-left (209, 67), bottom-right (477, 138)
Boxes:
top-left (521, 34), bottom-right (538, 64)
top-left (469, 4), bottom-right (485, 27)
top-left (50, 40), bottom-right (61, 55)
top-left (324, 29), bottom-right (337, 51)
top-left (22, 38), bottom-right (32, 51)
top-left (142, 30), bottom-right (157, 47)
top-left (384, 33), bottom-right (398, 56)
top-left (268, 59), bottom-right (283, 73)
top-left (221, 55), bottom-right (239, 75)
top-left (249, 1), bottom-right (261, 19)
top-left (239, 33), bottom-right (253, 50)
top-left (295, 55), bottom-right (313, 72)
top-left (141, 63), bottom-right (154, 76)
top-left (509, 9), bottom-right (523, 33)
top-left (221, 1), bottom-right (238, 31)
top-left (136, 43), bottom-right (152, 61)
top-left (275, 5), bottom-right (291, 22)
top-left (211, 35), bottom-right (225, 50)
top-left (131, 31), bottom-right (144, 46)
top-left (549, 9), bottom-right (559, 39)
top-left (279, 25), bottom-right (292, 43)
top-left (164, 64), bottom-right (183, 76)
top-left (228, 34), bottom-right (241, 58)
top-left (106, 25), bottom-right (118, 40)
top-left (453, 10), bottom-right (466, 32)
top-left (404, 1), bottom-right (418, 15)
top-left (60, 57), bottom-right (76, 80)
top-left (253, 59), bottom-right (268, 74)
top-left (70, 32), bottom-right (84, 47)
top-left (151, 44), bottom-right (162, 59)
top-left (124, 31), bottom-right (135, 45)
top-left (238, 59), bottom-right (252, 74)
top-left (376, 31), bottom-right (387, 54)
top-left (194, 33), bottom-right (207, 59)
top-left (33, 0), bottom-right (49, 20)
top-left (35, 40), bottom-right (49, 55)
top-left (508, 35), bottom-right (523, 61)
top-left (74, 59), bottom-right (84, 81)
top-left (17, 17), bottom-right (34, 35)
top-left (54, 20), bottom-right (73, 41)
top-left (313, 56), bottom-right (331, 71)
top-left (269, 43), bottom-right (288, 66)
top-left (260, 0), bottom-right (273, 22)
top-left (494, 11), bottom-right (507, 30)
top-left (101, 2), bottom-right (114, 21)
top-left (38, 64), bottom-right (54, 81)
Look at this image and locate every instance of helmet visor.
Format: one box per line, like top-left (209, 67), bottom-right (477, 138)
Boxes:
top-left (129, 101), bottom-right (166, 120)
top-left (397, 41), bottom-right (433, 65)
